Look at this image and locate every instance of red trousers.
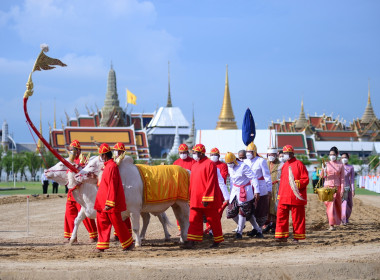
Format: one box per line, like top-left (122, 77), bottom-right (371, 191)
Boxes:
top-left (114, 217), bottom-right (132, 236)
top-left (96, 211), bottom-right (134, 250)
top-left (275, 204), bottom-right (305, 240)
top-left (187, 208), bottom-right (224, 243)
top-left (64, 200), bottom-right (98, 239)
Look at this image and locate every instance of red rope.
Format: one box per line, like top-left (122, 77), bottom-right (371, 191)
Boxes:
top-left (26, 120), bottom-right (48, 168)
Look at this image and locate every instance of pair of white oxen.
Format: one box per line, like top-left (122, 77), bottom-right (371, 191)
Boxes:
top-left (45, 155), bottom-right (190, 247)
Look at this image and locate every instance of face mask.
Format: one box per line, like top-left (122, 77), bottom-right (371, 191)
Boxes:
top-left (283, 154), bottom-right (290, 161)
top-left (227, 163), bottom-right (235, 169)
top-left (341, 158), bottom-right (348, 164)
top-left (279, 157), bottom-right (284, 163)
top-left (179, 154), bottom-right (188, 160)
top-left (193, 154), bottom-right (199, 161)
top-left (268, 156), bottom-right (276, 162)
top-left (210, 155), bottom-right (219, 162)
top-left (246, 153), bottom-right (253, 160)
top-left (329, 155), bottom-right (336, 162)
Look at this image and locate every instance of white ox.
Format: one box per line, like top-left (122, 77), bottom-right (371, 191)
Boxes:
top-left (45, 156), bottom-right (173, 246)
top-left (74, 155), bottom-right (190, 247)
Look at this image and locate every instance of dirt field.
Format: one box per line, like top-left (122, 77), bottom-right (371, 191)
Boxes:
top-left (0, 194), bottom-right (379, 280)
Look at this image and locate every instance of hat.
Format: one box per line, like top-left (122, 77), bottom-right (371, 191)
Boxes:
top-left (98, 143), bottom-right (111, 154)
top-left (210, 147), bottom-right (220, 155)
top-left (113, 142), bottom-right (126, 151)
top-left (178, 143), bottom-right (189, 152)
top-left (283, 145), bottom-right (294, 153)
top-left (192, 144), bottom-right (206, 154)
top-left (246, 142), bottom-right (257, 152)
top-left (267, 147), bottom-right (278, 154)
top-left (224, 152), bottom-right (237, 165)
top-left (70, 139), bottom-right (81, 149)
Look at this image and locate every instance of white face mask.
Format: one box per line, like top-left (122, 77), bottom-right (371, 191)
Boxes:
top-left (268, 156), bottom-right (276, 162)
top-left (283, 154), bottom-right (290, 161)
top-left (192, 154), bottom-right (199, 161)
top-left (341, 158), bottom-right (348, 164)
top-left (179, 154), bottom-right (188, 160)
top-left (210, 155), bottom-right (219, 162)
top-left (246, 153), bottom-right (253, 160)
top-left (279, 157), bottom-right (284, 163)
top-left (227, 163), bottom-right (235, 169)
top-left (329, 155), bottom-right (336, 162)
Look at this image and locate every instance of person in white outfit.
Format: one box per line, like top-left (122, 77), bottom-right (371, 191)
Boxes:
top-left (225, 152), bottom-right (258, 239)
top-left (244, 142), bottom-right (272, 237)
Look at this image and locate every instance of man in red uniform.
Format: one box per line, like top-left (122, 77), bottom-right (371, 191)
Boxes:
top-left (111, 142), bottom-right (132, 238)
top-left (95, 143), bottom-right (134, 252)
top-left (275, 145), bottom-right (309, 243)
top-left (182, 144), bottom-right (224, 249)
top-left (64, 139), bottom-right (98, 243)
top-left (209, 147), bottom-right (228, 183)
top-left (173, 143), bottom-right (195, 171)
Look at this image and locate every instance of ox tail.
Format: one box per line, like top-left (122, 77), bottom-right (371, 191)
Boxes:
top-left (158, 212), bottom-right (174, 228)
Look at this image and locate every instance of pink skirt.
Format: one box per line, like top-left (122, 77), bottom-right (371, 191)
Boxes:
top-left (324, 187), bottom-right (342, 226)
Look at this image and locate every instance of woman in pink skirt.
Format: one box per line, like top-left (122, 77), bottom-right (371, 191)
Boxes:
top-left (341, 153), bottom-right (355, 225)
top-left (320, 147), bottom-right (345, 230)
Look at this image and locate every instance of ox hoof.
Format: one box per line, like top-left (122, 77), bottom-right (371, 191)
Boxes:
top-left (69, 238), bottom-right (78, 245)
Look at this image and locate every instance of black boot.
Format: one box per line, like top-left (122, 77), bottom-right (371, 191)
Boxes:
top-left (235, 233), bottom-right (243, 240)
top-left (255, 232), bottom-right (264, 238)
top-left (247, 229), bottom-right (258, 237)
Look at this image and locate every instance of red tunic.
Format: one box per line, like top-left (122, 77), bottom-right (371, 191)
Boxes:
top-left (94, 159), bottom-right (126, 213)
top-left (189, 157), bottom-right (223, 209)
top-left (214, 160), bottom-right (228, 183)
top-left (173, 157), bottom-right (195, 171)
top-left (278, 157), bottom-right (309, 206)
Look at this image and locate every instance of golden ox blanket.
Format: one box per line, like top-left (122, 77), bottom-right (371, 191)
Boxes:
top-left (136, 164), bottom-right (190, 204)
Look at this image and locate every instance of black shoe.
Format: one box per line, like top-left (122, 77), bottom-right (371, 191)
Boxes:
top-left (235, 233), bottom-right (243, 240)
top-left (210, 242), bottom-right (220, 248)
top-left (255, 232), bottom-right (264, 238)
top-left (247, 229), bottom-right (258, 237)
top-left (262, 223), bottom-right (272, 234)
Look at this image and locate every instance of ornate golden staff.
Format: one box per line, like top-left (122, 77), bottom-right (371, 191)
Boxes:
top-left (23, 44), bottom-right (79, 173)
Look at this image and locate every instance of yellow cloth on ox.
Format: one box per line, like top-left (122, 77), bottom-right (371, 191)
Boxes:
top-left (136, 164), bottom-right (190, 204)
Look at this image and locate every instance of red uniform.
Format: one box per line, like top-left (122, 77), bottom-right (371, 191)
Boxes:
top-left (275, 157), bottom-right (309, 240)
top-left (94, 159), bottom-right (133, 250)
top-left (173, 157), bottom-right (196, 171)
top-left (187, 157), bottom-right (224, 243)
top-left (214, 160), bottom-right (228, 183)
top-left (64, 189), bottom-right (98, 240)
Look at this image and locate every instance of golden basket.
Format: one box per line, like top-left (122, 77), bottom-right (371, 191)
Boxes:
top-left (316, 187), bottom-right (337, 202)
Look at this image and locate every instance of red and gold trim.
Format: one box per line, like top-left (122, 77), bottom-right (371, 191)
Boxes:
top-left (64, 232), bottom-right (72, 238)
top-left (213, 235), bottom-right (224, 243)
top-left (187, 234), bottom-right (203, 241)
top-left (70, 139), bottom-right (81, 149)
top-left (275, 231), bottom-right (289, 238)
top-left (121, 236), bottom-right (134, 249)
top-left (210, 147), bottom-right (220, 155)
top-left (98, 143), bottom-right (111, 154)
top-left (89, 232), bottom-right (98, 239)
top-left (202, 196), bottom-right (214, 202)
top-left (105, 200), bottom-right (115, 207)
top-left (192, 144), bottom-right (206, 154)
top-left (113, 142), bottom-right (126, 151)
top-left (96, 241), bottom-right (110, 250)
top-left (293, 233), bottom-right (306, 240)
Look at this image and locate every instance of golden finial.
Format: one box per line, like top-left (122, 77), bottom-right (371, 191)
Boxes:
top-left (167, 61), bottom-right (172, 107)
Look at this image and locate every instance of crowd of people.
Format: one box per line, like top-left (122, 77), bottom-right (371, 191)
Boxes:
top-left (60, 139), bottom-right (356, 251)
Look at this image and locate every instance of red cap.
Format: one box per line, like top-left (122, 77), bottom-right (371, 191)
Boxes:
top-left (98, 143), bottom-right (111, 154)
top-left (178, 143), bottom-right (189, 152)
top-left (283, 145), bottom-right (294, 153)
top-left (192, 144), bottom-right (206, 154)
top-left (113, 142), bottom-right (126, 151)
top-left (70, 140), bottom-right (81, 149)
top-left (210, 147), bottom-right (220, 155)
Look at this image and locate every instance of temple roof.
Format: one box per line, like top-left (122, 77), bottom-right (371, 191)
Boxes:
top-left (295, 99), bottom-right (308, 129)
top-left (147, 106), bottom-right (190, 128)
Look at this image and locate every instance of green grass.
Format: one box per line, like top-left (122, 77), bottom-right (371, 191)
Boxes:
top-left (0, 181), bottom-right (66, 195)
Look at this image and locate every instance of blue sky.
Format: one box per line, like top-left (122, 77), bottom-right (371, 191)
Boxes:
top-left (0, 0), bottom-right (379, 142)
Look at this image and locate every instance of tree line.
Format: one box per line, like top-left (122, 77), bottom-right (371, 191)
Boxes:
top-left (0, 147), bottom-right (59, 182)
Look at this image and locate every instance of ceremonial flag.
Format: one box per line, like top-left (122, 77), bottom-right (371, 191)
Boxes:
top-left (242, 108), bottom-right (256, 146)
top-left (127, 89), bottom-right (137, 105)
top-left (32, 44), bottom-right (66, 72)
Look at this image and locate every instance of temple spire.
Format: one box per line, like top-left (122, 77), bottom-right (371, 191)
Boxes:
top-left (166, 61), bottom-right (172, 107)
top-left (295, 98), bottom-right (308, 129)
top-left (361, 79), bottom-right (377, 123)
top-left (216, 65), bottom-right (237, 130)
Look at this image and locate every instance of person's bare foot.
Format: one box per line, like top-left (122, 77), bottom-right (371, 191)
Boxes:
top-left (63, 238), bottom-right (70, 243)
top-left (292, 239), bottom-right (299, 244)
top-left (89, 237), bottom-right (97, 243)
top-left (123, 243), bottom-right (135, 251)
top-left (94, 248), bottom-right (104, 253)
top-left (276, 238), bottom-right (287, 243)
